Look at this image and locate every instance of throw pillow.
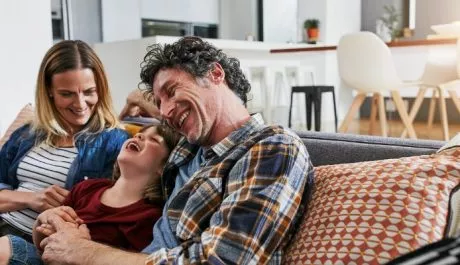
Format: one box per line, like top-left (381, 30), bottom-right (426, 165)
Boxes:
top-left (284, 148), bottom-right (460, 265)
top-left (0, 103), bottom-right (34, 150)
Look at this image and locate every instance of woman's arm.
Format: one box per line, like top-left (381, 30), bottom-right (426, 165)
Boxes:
top-left (0, 185), bottom-right (69, 213)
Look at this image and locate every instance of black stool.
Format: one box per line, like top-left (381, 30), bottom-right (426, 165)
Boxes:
top-left (288, 86), bottom-right (338, 132)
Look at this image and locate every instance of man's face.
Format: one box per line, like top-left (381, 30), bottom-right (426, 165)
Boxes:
top-left (152, 68), bottom-right (218, 145)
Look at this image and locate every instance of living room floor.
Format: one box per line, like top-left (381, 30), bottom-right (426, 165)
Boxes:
top-left (350, 119), bottom-right (460, 141)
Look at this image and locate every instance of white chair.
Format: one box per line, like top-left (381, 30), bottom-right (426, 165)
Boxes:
top-left (337, 31), bottom-right (418, 139)
top-left (401, 44), bottom-right (458, 140)
top-left (243, 64), bottom-right (315, 127)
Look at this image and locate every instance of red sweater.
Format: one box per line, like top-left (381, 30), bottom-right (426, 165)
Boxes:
top-left (63, 179), bottom-right (162, 251)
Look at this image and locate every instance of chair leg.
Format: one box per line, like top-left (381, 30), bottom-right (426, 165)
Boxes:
top-left (427, 88), bottom-right (437, 129)
top-left (288, 91), bottom-right (294, 128)
top-left (331, 89), bottom-right (338, 132)
top-left (369, 93), bottom-right (379, 135)
top-left (377, 93), bottom-right (388, 137)
top-left (338, 92), bottom-right (366, 133)
top-left (306, 93), bottom-right (312, 130)
top-left (401, 87), bottom-right (427, 138)
top-left (437, 87), bottom-right (450, 141)
top-left (391, 91), bottom-right (417, 139)
top-left (447, 90), bottom-right (460, 115)
top-left (314, 91), bottom-right (322, 131)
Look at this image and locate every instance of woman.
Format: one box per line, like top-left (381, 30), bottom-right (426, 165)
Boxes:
top-left (0, 124), bottom-right (181, 265)
top-left (0, 40), bottom-right (129, 241)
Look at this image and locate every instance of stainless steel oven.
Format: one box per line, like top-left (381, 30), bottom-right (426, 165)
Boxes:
top-left (142, 19), bottom-right (218, 39)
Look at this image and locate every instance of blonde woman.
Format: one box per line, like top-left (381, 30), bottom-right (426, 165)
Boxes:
top-left (0, 40), bottom-right (129, 241)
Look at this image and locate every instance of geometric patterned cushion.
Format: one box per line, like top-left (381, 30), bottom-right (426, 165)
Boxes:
top-left (0, 103), bottom-right (34, 150)
top-left (284, 148), bottom-right (460, 265)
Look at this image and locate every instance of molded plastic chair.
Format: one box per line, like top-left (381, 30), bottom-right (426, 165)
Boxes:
top-left (337, 31), bottom-right (417, 138)
top-left (401, 44), bottom-right (458, 140)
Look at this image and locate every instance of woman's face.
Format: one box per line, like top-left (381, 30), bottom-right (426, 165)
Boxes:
top-left (50, 68), bottom-right (98, 133)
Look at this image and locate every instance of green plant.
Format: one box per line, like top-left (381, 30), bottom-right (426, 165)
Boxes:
top-left (304, 19), bottom-right (320, 29)
top-left (378, 5), bottom-right (401, 40)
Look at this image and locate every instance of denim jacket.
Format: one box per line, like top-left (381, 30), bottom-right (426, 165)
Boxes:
top-left (0, 124), bottom-right (129, 191)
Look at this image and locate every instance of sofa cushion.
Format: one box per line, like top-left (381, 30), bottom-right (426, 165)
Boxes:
top-left (284, 148), bottom-right (460, 265)
top-left (0, 103), bottom-right (34, 149)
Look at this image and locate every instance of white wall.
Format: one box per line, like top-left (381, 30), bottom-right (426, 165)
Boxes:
top-left (141, 0), bottom-right (219, 24)
top-left (0, 0), bottom-right (52, 136)
top-left (101, 0), bottom-right (142, 42)
top-left (297, 0), bottom-right (327, 43)
top-left (414, 0), bottom-right (460, 39)
top-left (263, 0), bottom-right (298, 43)
top-left (325, 0), bottom-right (361, 44)
top-left (219, 0), bottom-right (258, 41)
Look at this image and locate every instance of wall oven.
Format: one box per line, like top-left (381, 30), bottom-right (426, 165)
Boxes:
top-left (141, 19), bottom-right (218, 39)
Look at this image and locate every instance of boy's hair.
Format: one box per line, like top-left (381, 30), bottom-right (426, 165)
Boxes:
top-left (112, 124), bottom-right (181, 203)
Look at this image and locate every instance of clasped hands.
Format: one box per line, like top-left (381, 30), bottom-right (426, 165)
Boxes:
top-left (34, 206), bottom-right (91, 260)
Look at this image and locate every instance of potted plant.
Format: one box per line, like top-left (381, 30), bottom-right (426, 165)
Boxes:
top-left (378, 5), bottom-right (401, 42)
top-left (304, 19), bottom-right (320, 44)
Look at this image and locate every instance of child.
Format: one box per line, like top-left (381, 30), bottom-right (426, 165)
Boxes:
top-left (0, 124), bottom-right (180, 265)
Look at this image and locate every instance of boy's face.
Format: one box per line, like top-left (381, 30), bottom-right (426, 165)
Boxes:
top-left (117, 126), bottom-right (170, 178)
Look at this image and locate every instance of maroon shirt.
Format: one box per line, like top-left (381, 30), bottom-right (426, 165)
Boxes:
top-left (63, 179), bottom-right (162, 251)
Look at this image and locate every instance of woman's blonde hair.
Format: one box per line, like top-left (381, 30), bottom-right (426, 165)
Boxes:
top-left (112, 124), bottom-right (181, 203)
top-left (33, 40), bottom-right (120, 145)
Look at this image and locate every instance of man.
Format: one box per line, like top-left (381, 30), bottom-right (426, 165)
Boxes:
top-left (40, 36), bottom-right (314, 264)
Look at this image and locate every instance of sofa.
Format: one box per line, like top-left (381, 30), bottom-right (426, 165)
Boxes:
top-left (284, 131), bottom-right (460, 265)
top-left (1, 105), bottom-right (459, 265)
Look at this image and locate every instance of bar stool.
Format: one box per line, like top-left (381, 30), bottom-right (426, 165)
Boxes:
top-left (288, 85), bottom-right (338, 131)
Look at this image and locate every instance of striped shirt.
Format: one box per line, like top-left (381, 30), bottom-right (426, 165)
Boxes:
top-left (1, 143), bottom-right (77, 234)
top-left (146, 114), bottom-right (314, 265)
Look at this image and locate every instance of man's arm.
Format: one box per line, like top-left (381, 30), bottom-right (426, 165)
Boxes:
top-left (40, 215), bottom-right (148, 265)
top-left (147, 133), bottom-right (314, 264)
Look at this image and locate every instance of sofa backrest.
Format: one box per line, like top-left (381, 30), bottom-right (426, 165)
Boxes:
top-left (294, 130), bottom-right (445, 166)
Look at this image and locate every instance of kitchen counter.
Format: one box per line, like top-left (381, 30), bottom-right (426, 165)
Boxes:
top-left (270, 38), bottom-right (457, 53)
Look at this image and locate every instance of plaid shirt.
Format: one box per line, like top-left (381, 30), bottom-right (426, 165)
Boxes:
top-left (146, 115), bottom-right (314, 265)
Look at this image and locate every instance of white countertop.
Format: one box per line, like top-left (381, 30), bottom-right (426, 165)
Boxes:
top-left (97, 35), bottom-right (326, 52)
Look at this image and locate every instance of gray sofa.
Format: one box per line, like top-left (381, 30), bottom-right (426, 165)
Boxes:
top-left (295, 130), bottom-right (445, 166)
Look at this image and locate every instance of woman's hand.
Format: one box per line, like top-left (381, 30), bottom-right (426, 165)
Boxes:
top-left (28, 185), bottom-right (70, 212)
top-left (119, 89), bottom-right (160, 120)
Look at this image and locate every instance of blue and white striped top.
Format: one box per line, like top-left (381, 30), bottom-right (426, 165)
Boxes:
top-left (1, 143), bottom-right (77, 234)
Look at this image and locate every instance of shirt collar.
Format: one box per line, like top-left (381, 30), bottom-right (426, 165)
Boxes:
top-left (204, 113), bottom-right (265, 160)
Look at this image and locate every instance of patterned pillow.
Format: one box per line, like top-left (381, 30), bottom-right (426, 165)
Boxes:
top-left (0, 103), bottom-right (34, 149)
top-left (284, 148), bottom-right (460, 265)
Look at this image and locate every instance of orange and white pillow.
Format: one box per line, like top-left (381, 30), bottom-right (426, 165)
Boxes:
top-left (284, 147), bottom-right (460, 265)
top-left (0, 104), bottom-right (34, 150)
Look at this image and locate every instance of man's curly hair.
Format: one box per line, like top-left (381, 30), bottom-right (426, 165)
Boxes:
top-left (139, 36), bottom-right (251, 105)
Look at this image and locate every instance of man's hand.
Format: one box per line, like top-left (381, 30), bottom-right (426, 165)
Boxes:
top-left (119, 89), bottom-right (160, 120)
top-left (40, 216), bottom-right (92, 265)
top-left (28, 185), bottom-right (69, 212)
top-left (37, 206), bottom-right (83, 227)
top-left (33, 206), bottom-right (84, 251)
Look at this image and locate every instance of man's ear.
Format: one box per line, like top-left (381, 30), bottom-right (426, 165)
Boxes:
top-left (208, 62), bottom-right (225, 84)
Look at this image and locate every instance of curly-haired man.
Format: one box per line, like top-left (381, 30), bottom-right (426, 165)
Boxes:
top-left (40, 36), bottom-right (314, 265)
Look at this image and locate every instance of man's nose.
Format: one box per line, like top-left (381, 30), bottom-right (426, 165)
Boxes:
top-left (160, 101), bottom-right (175, 118)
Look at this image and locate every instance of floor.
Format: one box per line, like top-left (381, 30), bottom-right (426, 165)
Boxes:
top-left (347, 119), bottom-right (460, 141)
